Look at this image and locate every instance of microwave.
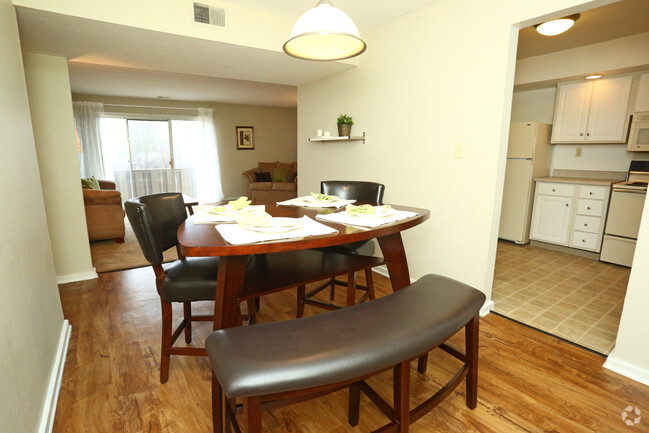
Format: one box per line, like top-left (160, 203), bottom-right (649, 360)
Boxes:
top-left (628, 112), bottom-right (649, 151)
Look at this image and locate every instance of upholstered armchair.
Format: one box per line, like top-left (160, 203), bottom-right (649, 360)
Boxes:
top-left (242, 161), bottom-right (297, 205)
top-left (82, 180), bottom-right (125, 242)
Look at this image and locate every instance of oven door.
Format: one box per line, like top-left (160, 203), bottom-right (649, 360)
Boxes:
top-left (604, 189), bottom-right (647, 239)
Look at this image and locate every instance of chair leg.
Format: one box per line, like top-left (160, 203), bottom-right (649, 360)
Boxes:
top-left (296, 285), bottom-right (306, 318)
top-left (348, 382), bottom-right (361, 427)
top-left (329, 278), bottom-right (336, 301)
top-left (246, 299), bottom-right (257, 325)
top-left (365, 268), bottom-right (376, 300)
top-left (346, 272), bottom-right (356, 307)
top-left (212, 372), bottom-right (224, 433)
top-left (465, 314), bottom-right (480, 409)
top-left (244, 396), bottom-right (263, 433)
top-left (183, 302), bottom-right (192, 344)
top-left (394, 361), bottom-right (411, 433)
top-left (160, 299), bottom-right (173, 384)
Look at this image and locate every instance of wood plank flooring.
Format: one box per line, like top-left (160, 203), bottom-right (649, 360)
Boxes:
top-left (55, 266), bottom-right (649, 432)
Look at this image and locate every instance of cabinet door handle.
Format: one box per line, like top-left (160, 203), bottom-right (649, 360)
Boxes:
top-left (565, 203), bottom-right (569, 207)
top-left (589, 191), bottom-right (593, 195)
top-left (587, 133), bottom-right (591, 136)
top-left (584, 223), bottom-right (588, 227)
top-left (580, 133), bottom-right (584, 136)
top-left (582, 239), bottom-right (586, 243)
top-left (552, 188), bottom-right (556, 192)
top-left (587, 206), bottom-right (591, 210)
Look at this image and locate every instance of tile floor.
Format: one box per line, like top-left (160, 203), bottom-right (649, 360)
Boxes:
top-left (492, 240), bottom-right (630, 355)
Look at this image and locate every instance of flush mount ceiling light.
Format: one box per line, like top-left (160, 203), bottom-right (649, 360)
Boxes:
top-left (585, 74), bottom-right (603, 80)
top-left (283, 0), bottom-right (366, 61)
top-left (535, 13), bottom-right (580, 36)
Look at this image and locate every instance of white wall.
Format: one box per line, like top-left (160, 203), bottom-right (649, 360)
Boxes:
top-left (23, 53), bottom-right (96, 283)
top-left (72, 94), bottom-right (297, 199)
top-left (0, 0), bottom-right (66, 431)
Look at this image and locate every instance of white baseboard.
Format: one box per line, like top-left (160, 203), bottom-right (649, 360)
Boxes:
top-left (604, 349), bottom-right (649, 387)
top-left (480, 300), bottom-right (495, 317)
top-left (56, 268), bottom-right (97, 284)
top-left (38, 320), bottom-right (71, 433)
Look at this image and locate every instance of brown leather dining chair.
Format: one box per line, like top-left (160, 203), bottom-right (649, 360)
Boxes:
top-left (125, 193), bottom-right (258, 384)
top-left (296, 180), bottom-right (387, 317)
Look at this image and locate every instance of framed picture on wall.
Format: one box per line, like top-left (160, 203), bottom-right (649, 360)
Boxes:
top-left (236, 126), bottom-right (254, 150)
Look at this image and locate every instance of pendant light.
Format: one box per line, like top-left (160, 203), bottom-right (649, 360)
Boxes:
top-left (535, 14), bottom-right (580, 36)
top-left (283, 0), bottom-right (366, 61)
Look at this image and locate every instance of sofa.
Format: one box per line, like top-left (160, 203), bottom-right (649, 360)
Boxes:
top-left (242, 161), bottom-right (297, 205)
top-left (82, 179), bottom-right (126, 242)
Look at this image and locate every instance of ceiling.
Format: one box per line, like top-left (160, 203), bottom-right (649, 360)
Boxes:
top-left (15, 0), bottom-right (649, 108)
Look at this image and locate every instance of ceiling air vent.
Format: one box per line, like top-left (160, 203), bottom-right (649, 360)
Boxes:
top-left (193, 3), bottom-right (225, 27)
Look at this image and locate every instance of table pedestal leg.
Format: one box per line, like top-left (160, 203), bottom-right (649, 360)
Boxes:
top-left (213, 255), bottom-right (250, 330)
top-left (377, 232), bottom-right (410, 291)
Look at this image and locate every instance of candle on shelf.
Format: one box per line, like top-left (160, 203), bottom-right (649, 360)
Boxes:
top-left (324, 131), bottom-right (331, 137)
top-left (316, 129), bottom-right (323, 136)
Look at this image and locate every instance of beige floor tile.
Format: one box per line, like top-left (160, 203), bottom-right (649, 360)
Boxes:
top-left (552, 324), bottom-right (586, 342)
top-left (528, 316), bottom-right (560, 331)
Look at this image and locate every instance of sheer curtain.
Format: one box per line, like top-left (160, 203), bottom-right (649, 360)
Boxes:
top-left (73, 101), bottom-right (106, 179)
top-left (196, 108), bottom-right (224, 203)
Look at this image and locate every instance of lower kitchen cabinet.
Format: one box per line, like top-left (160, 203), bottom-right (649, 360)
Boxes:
top-left (530, 181), bottom-right (611, 252)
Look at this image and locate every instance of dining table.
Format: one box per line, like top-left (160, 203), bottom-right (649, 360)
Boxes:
top-left (177, 203), bottom-right (430, 331)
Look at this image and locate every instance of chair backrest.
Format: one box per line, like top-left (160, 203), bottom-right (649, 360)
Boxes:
top-left (125, 193), bottom-right (187, 265)
top-left (321, 181), bottom-right (385, 204)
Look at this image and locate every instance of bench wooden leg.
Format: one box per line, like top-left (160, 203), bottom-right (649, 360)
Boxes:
top-left (183, 302), bottom-right (192, 344)
top-left (465, 314), bottom-right (480, 409)
top-left (417, 354), bottom-right (428, 374)
top-left (244, 396), bottom-right (263, 433)
top-left (212, 372), bottom-right (225, 433)
top-left (394, 361), bottom-right (411, 433)
top-left (296, 285), bottom-right (306, 318)
top-left (346, 272), bottom-right (357, 306)
top-left (348, 382), bottom-right (361, 426)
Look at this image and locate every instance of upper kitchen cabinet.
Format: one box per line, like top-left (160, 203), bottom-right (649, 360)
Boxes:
top-left (551, 76), bottom-right (633, 144)
top-left (634, 73), bottom-right (649, 112)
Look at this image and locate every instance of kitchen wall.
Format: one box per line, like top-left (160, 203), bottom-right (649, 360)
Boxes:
top-left (72, 94), bottom-right (297, 199)
top-left (0, 1), bottom-right (67, 431)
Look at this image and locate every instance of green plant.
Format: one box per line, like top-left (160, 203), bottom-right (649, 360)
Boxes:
top-left (337, 114), bottom-right (353, 125)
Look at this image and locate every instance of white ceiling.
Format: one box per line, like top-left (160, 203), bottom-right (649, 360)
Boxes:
top-left (15, 0), bottom-right (649, 108)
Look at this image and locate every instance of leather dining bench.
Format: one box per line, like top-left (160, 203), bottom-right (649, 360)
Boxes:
top-left (205, 273), bottom-right (486, 433)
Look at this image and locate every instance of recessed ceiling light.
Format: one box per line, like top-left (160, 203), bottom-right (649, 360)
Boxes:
top-left (585, 74), bottom-right (603, 80)
top-left (535, 13), bottom-right (580, 36)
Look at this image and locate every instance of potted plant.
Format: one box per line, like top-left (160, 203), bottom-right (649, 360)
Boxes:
top-left (337, 114), bottom-right (353, 137)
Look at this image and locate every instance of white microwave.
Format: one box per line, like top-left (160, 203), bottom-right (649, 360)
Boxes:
top-left (628, 112), bottom-right (649, 151)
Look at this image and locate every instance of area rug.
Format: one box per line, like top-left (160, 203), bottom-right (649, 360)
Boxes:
top-left (89, 217), bottom-right (178, 273)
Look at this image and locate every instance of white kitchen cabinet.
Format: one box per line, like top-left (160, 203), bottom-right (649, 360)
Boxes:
top-left (530, 182), bottom-right (611, 253)
top-left (551, 76), bottom-right (632, 143)
top-left (530, 184), bottom-right (573, 245)
top-left (635, 73), bottom-right (649, 112)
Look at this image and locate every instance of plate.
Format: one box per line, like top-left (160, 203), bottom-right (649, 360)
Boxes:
top-left (348, 206), bottom-right (397, 218)
top-left (242, 217), bottom-right (304, 233)
top-left (304, 194), bottom-right (339, 203)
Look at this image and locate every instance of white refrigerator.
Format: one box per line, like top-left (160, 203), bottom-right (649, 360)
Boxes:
top-left (498, 121), bottom-right (552, 244)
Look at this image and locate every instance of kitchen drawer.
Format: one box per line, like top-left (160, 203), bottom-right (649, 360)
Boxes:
top-left (573, 215), bottom-right (601, 234)
top-left (578, 185), bottom-right (608, 200)
top-left (576, 199), bottom-right (604, 216)
top-left (570, 231), bottom-right (600, 251)
top-left (537, 182), bottom-right (575, 197)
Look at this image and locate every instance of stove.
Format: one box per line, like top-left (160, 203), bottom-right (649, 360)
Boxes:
top-left (612, 160), bottom-right (649, 192)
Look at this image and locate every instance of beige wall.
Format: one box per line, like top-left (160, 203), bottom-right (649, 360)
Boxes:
top-left (72, 94), bottom-right (297, 199)
top-left (23, 53), bottom-right (95, 283)
top-left (0, 0), bottom-right (66, 431)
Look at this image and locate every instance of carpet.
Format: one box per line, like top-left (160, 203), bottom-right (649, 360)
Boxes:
top-left (89, 217), bottom-right (178, 273)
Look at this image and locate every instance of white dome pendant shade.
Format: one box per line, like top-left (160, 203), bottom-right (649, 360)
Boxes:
top-left (283, 0), bottom-right (366, 61)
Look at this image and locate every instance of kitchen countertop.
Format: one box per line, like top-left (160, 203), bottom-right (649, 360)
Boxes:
top-left (534, 176), bottom-right (620, 186)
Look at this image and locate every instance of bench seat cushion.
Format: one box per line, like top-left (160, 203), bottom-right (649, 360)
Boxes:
top-left (206, 274), bottom-right (486, 398)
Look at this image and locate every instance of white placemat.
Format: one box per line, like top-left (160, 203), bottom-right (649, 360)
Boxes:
top-left (277, 196), bottom-right (356, 208)
top-left (192, 205), bottom-right (265, 224)
top-left (316, 209), bottom-right (418, 228)
top-left (216, 216), bottom-right (338, 245)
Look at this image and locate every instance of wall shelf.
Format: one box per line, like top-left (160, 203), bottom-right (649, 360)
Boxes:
top-left (309, 132), bottom-right (365, 144)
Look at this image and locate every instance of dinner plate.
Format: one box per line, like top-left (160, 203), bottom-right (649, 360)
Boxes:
top-left (304, 195), bottom-right (339, 203)
top-left (208, 206), bottom-right (249, 215)
top-left (348, 207), bottom-right (397, 218)
top-left (242, 217), bottom-right (304, 233)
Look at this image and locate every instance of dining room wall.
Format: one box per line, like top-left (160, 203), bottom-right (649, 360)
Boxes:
top-left (23, 53), bottom-right (96, 284)
top-left (72, 94), bottom-right (297, 199)
top-left (0, 1), bottom-right (67, 430)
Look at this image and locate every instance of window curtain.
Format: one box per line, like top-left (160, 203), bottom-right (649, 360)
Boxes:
top-left (73, 101), bottom-right (106, 179)
top-left (196, 108), bottom-right (224, 203)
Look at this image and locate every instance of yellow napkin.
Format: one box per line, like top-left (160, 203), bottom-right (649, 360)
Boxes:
top-left (310, 192), bottom-right (337, 202)
top-left (234, 210), bottom-right (273, 227)
top-left (211, 196), bottom-right (251, 213)
top-left (346, 204), bottom-right (391, 216)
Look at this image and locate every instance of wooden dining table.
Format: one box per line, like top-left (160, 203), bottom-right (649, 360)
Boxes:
top-left (177, 204), bottom-right (430, 330)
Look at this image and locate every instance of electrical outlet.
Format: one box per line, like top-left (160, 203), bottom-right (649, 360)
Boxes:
top-left (576, 147), bottom-right (583, 157)
top-left (455, 143), bottom-right (464, 159)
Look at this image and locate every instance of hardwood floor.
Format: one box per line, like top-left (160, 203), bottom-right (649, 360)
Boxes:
top-left (56, 266), bottom-right (649, 432)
